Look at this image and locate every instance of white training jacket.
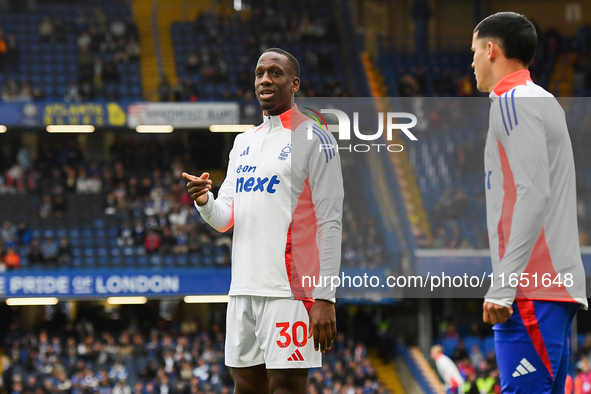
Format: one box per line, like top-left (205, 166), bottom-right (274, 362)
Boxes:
top-left (196, 105), bottom-right (344, 301)
top-left (484, 69), bottom-right (587, 308)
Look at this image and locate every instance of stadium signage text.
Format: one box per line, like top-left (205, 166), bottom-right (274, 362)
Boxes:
top-left (43, 102), bottom-right (127, 126)
top-left (127, 102), bottom-right (240, 128)
top-left (0, 274), bottom-right (182, 297)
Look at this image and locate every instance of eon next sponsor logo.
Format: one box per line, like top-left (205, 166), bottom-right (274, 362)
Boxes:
top-left (236, 164), bottom-right (280, 194)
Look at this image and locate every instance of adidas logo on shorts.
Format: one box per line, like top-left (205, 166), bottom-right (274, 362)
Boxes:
top-left (287, 349), bottom-right (305, 361)
top-left (512, 358), bottom-right (537, 377)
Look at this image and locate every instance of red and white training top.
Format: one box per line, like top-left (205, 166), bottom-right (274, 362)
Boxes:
top-left (196, 105), bottom-right (344, 301)
top-left (434, 353), bottom-right (464, 389)
top-left (484, 69), bottom-right (587, 308)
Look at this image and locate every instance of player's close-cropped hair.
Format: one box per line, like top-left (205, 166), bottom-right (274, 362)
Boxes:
top-left (263, 47), bottom-right (300, 77)
top-left (474, 12), bottom-right (537, 66)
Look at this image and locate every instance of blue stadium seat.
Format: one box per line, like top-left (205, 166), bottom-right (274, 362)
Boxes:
top-left (163, 255), bottom-right (175, 266)
top-left (149, 254), bottom-right (162, 265)
top-left (134, 246), bottom-right (146, 256)
top-left (483, 336), bottom-right (495, 356)
top-left (71, 256), bottom-right (83, 267)
top-left (124, 256), bottom-right (135, 266)
top-left (175, 254), bottom-right (188, 266)
top-left (442, 337), bottom-right (458, 356)
top-left (72, 248), bottom-right (82, 258)
top-left (464, 336), bottom-right (484, 356)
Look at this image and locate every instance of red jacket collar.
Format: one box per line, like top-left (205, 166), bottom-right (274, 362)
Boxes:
top-left (492, 69), bottom-right (532, 96)
top-left (264, 104), bottom-right (308, 131)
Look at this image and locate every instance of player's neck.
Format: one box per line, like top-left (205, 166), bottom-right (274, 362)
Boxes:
top-left (490, 60), bottom-right (529, 93)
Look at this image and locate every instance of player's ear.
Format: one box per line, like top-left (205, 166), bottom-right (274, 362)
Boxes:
top-left (291, 76), bottom-right (300, 94)
top-left (487, 41), bottom-right (494, 61)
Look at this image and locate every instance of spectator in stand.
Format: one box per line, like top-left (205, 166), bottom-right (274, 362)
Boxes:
top-left (1, 77), bottom-right (19, 102)
top-left (51, 188), bottom-right (67, 218)
top-left (469, 344), bottom-right (485, 369)
top-left (144, 230), bottom-right (161, 254)
top-left (56, 237), bottom-right (72, 266)
top-left (39, 194), bottom-right (53, 219)
top-left (4, 246), bottom-right (20, 269)
top-left (451, 339), bottom-right (469, 363)
top-left (80, 81), bottom-right (95, 100)
top-left (126, 37), bottom-right (140, 62)
top-left (575, 357), bottom-right (591, 394)
top-left (158, 76), bottom-right (172, 101)
top-left (159, 227), bottom-right (176, 254)
top-left (16, 221), bottom-right (32, 245)
top-left (28, 238), bottom-right (45, 265)
top-left (38, 17), bottom-right (54, 42)
top-left (103, 62), bottom-right (121, 83)
top-left (1, 220), bottom-right (17, 248)
top-left (32, 87), bottom-right (45, 101)
top-left (118, 220), bottom-right (134, 247)
top-left (6, 33), bottom-right (18, 71)
top-left (0, 29), bottom-right (7, 72)
top-left (65, 80), bottom-right (82, 102)
top-left (40, 236), bottom-right (58, 264)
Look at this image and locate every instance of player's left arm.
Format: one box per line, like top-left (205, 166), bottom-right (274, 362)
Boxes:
top-left (484, 97), bottom-right (551, 322)
top-left (305, 130), bottom-right (344, 353)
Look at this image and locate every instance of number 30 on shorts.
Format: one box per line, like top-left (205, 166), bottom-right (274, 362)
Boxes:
top-left (276, 322), bottom-right (308, 348)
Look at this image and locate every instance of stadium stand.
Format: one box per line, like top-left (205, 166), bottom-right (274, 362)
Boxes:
top-left (0, 138), bottom-right (392, 272)
top-left (0, 0), bottom-right (142, 102)
top-left (170, 0), bottom-right (349, 102)
top-left (0, 308), bottom-right (389, 393)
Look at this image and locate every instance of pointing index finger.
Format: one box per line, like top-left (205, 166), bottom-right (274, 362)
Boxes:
top-left (182, 172), bottom-right (197, 181)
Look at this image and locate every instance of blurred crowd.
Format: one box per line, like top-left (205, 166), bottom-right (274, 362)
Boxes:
top-left (163, 0), bottom-right (348, 103)
top-left (70, 8), bottom-right (140, 101)
top-left (0, 311), bottom-right (388, 394)
top-left (0, 138), bottom-right (232, 270)
top-left (0, 28), bottom-right (42, 102)
top-left (0, 312), bottom-right (234, 393)
top-left (308, 333), bottom-right (390, 394)
top-left (0, 1), bottom-right (140, 103)
top-left (0, 138), bottom-right (387, 271)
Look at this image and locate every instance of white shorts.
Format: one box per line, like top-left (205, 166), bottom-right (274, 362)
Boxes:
top-left (225, 295), bottom-right (322, 369)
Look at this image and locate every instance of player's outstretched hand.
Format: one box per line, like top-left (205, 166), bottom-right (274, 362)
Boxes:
top-left (483, 301), bottom-right (513, 325)
top-left (182, 172), bottom-right (212, 206)
top-left (308, 300), bottom-right (336, 354)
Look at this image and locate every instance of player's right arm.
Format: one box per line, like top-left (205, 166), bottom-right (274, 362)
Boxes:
top-left (182, 146), bottom-right (237, 232)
